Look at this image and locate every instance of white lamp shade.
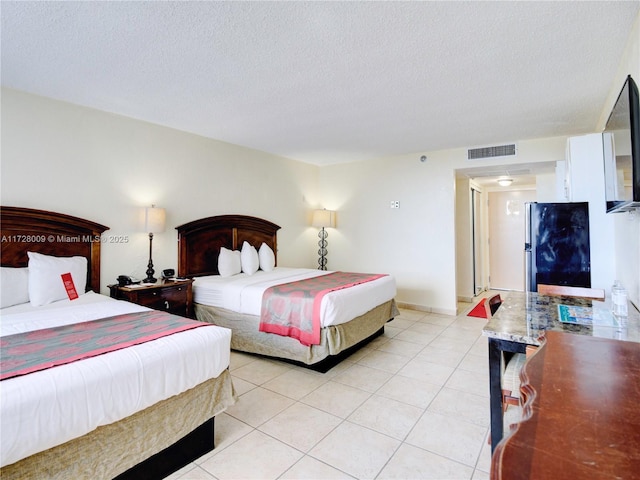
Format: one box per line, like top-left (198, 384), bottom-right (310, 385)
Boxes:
top-left (312, 209), bottom-right (336, 228)
top-left (144, 206), bottom-right (166, 233)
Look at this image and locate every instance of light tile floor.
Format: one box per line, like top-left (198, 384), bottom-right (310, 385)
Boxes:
top-left (168, 300), bottom-right (502, 480)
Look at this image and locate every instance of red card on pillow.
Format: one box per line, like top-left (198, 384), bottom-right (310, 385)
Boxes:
top-left (61, 272), bottom-right (79, 300)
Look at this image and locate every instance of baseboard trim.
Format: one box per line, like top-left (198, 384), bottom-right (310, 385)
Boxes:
top-left (457, 295), bottom-right (474, 303)
top-left (396, 302), bottom-right (456, 317)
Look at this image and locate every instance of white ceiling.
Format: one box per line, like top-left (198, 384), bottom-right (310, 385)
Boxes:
top-left (1, 1), bottom-right (638, 166)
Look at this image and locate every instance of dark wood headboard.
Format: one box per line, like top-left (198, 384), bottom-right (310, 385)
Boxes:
top-left (0, 206), bottom-right (109, 293)
top-left (176, 214), bottom-right (280, 278)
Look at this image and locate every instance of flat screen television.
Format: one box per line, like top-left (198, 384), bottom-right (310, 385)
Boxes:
top-left (602, 74), bottom-right (640, 213)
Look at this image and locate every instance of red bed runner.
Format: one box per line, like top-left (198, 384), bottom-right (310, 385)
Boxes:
top-left (0, 311), bottom-right (211, 381)
top-left (259, 271), bottom-right (387, 346)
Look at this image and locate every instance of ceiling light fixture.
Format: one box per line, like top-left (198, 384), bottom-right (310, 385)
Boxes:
top-left (498, 178), bottom-right (513, 187)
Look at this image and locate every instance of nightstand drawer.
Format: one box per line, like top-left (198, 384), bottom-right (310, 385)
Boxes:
top-left (136, 287), bottom-right (187, 313)
top-left (109, 280), bottom-right (194, 318)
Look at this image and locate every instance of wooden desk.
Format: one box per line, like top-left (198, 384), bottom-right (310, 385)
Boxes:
top-left (491, 331), bottom-right (640, 479)
top-left (483, 292), bottom-right (640, 452)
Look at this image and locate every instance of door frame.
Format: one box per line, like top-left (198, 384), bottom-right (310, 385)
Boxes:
top-left (472, 186), bottom-right (485, 296)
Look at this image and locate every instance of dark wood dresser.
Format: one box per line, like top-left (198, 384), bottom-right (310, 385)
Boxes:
top-left (109, 279), bottom-right (194, 318)
top-left (492, 330), bottom-right (640, 479)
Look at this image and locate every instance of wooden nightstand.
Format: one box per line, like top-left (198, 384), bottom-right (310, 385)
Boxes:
top-left (109, 279), bottom-right (194, 318)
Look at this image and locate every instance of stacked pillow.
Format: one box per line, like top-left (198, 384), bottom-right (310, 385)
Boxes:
top-left (0, 251), bottom-right (88, 308)
top-left (0, 267), bottom-right (29, 308)
top-left (217, 242), bottom-right (275, 277)
top-left (258, 242), bottom-right (275, 271)
top-left (27, 251), bottom-right (87, 306)
top-left (217, 247), bottom-right (242, 277)
top-left (241, 241), bottom-right (260, 275)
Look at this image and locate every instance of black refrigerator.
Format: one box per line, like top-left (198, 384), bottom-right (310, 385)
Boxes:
top-left (524, 202), bottom-right (591, 293)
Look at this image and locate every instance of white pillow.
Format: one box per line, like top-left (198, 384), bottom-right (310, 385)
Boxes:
top-left (1, 267), bottom-right (30, 308)
top-left (27, 251), bottom-right (87, 307)
top-left (259, 243), bottom-right (276, 272)
top-left (241, 241), bottom-right (259, 275)
top-left (218, 247), bottom-right (241, 277)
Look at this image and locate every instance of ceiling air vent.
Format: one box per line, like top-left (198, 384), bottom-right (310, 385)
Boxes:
top-left (468, 144), bottom-right (517, 160)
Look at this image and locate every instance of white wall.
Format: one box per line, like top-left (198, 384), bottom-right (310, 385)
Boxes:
top-left (566, 134), bottom-right (617, 294)
top-left (317, 154), bottom-right (458, 313)
top-left (1, 88), bottom-right (320, 293)
top-left (535, 171), bottom-right (558, 202)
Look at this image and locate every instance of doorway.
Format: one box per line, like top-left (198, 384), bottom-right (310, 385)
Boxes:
top-left (455, 161), bottom-right (557, 303)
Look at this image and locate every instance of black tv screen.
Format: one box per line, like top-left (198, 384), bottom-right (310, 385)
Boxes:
top-left (602, 75), bottom-right (640, 213)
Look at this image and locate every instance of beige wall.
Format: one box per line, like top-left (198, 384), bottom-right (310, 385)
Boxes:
top-left (3, 86), bottom-right (635, 315)
top-left (1, 88), bottom-right (320, 293)
top-left (0, 89), bottom-right (569, 314)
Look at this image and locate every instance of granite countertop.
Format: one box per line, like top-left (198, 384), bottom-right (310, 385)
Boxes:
top-left (483, 291), bottom-right (640, 345)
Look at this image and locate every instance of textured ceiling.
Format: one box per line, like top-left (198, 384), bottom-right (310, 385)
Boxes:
top-left (1, 1), bottom-right (638, 166)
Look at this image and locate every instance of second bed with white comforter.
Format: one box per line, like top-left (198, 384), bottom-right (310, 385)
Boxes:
top-left (191, 267), bottom-right (398, 369)
top-left (193, 267), bottom-right (397, 327)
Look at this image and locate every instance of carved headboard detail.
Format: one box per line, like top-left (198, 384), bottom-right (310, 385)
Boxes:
top-left (0, 206), bottom-right (109, 293)
top-left (176, 214), bottom-right (280, 278)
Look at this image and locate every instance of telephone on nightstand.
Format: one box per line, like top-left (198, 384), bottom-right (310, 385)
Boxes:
top-left (117, 275), bottom-right (141, 287)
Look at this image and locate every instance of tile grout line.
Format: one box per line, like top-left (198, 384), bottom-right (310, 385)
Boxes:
top-left (187, 307), bottom-right (492, 479)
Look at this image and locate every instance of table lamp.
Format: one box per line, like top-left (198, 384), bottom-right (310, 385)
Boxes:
top-left (143, 205), bottom-right (166, 283)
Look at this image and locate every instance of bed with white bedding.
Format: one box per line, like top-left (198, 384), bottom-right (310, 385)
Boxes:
top-left (194, 267), bottom-right (396, 328)
top-left (177, 214), bottom-right (399, 371)
top-left (0, 206), bottom-right (235, 480)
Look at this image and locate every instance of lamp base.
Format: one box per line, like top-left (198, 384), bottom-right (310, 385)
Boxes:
top-left (317, 228), bottom-right (328, 271)
top-left (144, 261), bottom-right (158, 283)
top-left (145, 232), bottom-right (158, 283)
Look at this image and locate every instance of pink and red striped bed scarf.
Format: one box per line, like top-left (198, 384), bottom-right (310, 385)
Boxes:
top-left (0, 311), bottom-right (211, 381)
top-left (259, 271), bottom-right (387, 346)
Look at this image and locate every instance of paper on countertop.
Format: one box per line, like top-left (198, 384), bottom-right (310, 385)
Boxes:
top-left (558, 304), bottom-right (619, 327)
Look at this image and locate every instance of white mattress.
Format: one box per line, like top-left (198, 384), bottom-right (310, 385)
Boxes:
top-left (0, 292), bottom-right (232, 467)
top-left (193, 267), bottom-right (396, 327)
